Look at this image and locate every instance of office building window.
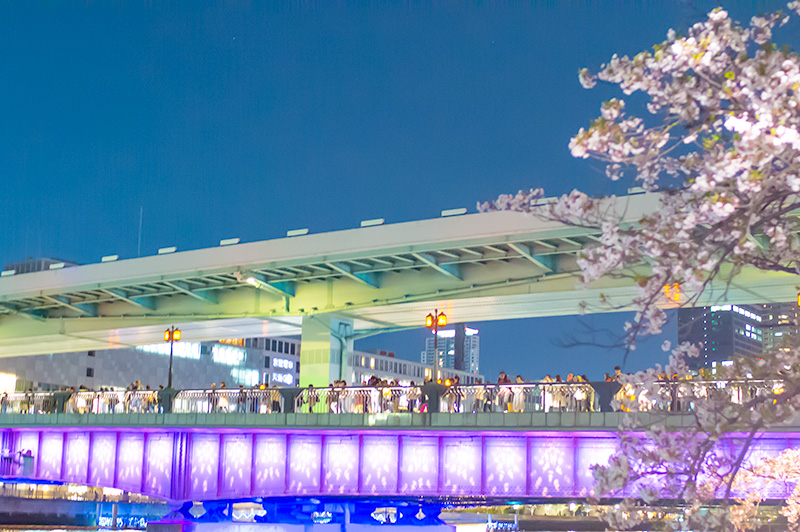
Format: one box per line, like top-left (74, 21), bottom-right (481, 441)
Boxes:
top-left (265, 356), bottom-right (270, 368)
top-left (290, 343), bottom-right (296, 355)
top-left (87, 350), bottom-right (96, 357)
top-left (278, 341), bottom-right (284, 353)
top-left (86, 368), bottom-right (94, 377)
top-left (271, 340), bottom-right (277, 352)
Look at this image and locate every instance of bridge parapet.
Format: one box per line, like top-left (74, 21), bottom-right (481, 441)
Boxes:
top-left (0, 379), bottom-right (780, 419)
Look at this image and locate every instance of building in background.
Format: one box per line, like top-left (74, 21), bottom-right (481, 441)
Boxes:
top-left (420, 325), bottom-right (480, 375)
top-left (0, 333), bottom-right (483, 392)
top-left (677, 304), bottom-right (763, 369)
top-left (759, 302), bottom-right (799, 352)
top-left (0, 337), bottom-right (301, 392)
top-left (350, 349), bottom-right (481, 385)
top-left (4, 257), bottom-right (78, 274)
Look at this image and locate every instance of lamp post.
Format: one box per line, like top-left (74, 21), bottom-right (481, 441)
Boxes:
top-left (164, 326), bottom-right (181, 388)
top-left (425, 309), bottom-right (447, 382)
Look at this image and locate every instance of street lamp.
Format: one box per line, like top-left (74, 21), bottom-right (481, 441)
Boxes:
top-left (425, 309), bottom-right (447, 382)
top-left (164, 326), bottom-right (181, 388)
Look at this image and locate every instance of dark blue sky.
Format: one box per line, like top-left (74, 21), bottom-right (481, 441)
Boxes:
top-left (0, 2), bottom-right (791, 380)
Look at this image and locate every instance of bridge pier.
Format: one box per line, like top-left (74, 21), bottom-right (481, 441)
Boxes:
top-left (299, 315), bottom-right (353, 387)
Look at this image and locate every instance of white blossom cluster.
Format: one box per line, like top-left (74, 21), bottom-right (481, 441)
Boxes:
top-left (483, 3), bottom-right (800, 530)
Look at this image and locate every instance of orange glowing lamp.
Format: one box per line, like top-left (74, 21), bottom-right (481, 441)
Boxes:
top-left (164, 327), bottom-right (182, 342)
top-left (663, 283), bottom-right (681, 302)
top-left (437, 313), bottom-right (447, 327)
top-left (425, 314), bottom-right (434, 328)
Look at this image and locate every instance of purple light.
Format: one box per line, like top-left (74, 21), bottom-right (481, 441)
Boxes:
top-left (145, 434), bottom-right (174, 499)
top-left (253, 434), bottom-right (287, 495)
top-left (442, 437), bottom-right (482, 495)
top-left (63, 432), bottom-right (90, 484)
top-left (322, 436), bottom-right (359, 494)
top-left (574, 437), bottom-right (616, 498)
top-left (399, 436), bottom-right (439, 495)
top-left (220, 434), bottom-right (252, 499)
top-left (361, 435), bottom-right (399, 494)
top-left (485, 437), bottom-right (526, 496)
top-left (189, 433), bottom-right (220, 499)
top-left (288, 435), bottom-right (321, 494)
top-left (38, 432), bottom-right (64, 480)
top-left (529, 437), bottom-right (574, 498)
top-left (6, 427), bottom-right (799, 502)
top-left (117, 432), bottom-right (145, 493)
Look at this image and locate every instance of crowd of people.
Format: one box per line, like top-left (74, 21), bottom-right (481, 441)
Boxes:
top-left (1, 364), bottom-right (768, 416)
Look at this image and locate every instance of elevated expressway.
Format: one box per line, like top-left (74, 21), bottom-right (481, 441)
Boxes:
top-left (0, 193), bottom-right (796, 374)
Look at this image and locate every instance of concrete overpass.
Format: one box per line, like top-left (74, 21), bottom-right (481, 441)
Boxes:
top-left (1, 193), bottom-right (797, 384)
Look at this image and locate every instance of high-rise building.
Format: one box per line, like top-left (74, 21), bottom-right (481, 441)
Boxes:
top-left (677, 304), bottom-right (763, 369)
top-left (758, 302), bottom-right (799, 352)
top-left (420, 325), bottom-right (480, 375)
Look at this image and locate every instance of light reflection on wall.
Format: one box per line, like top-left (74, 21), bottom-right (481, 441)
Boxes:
top-left (442, 437), bottom-right (481, 495)
top-left (361, 435), bottom-right (398, 494)
top-left (116, 433), bottom-right (145, 493)
top-left (221, 435), bottom-right (252, 498)
top-left (399, 436), bottom-right (438, 494)
top-left (64, 432), bottom-right (90, 484)
top-left (529, 438), bottom-right (574, 497)
top-left (190, 434), bottom-right (220, 500)
top-left (485, 438), bottom-right (526, 495)
top-left (288, 435), bottom-right (321, 494)
top-left (323, 436), bottom-right (359, 494)
top-left (14, 428), bottom-right (797, 501)
top-left (145, 434), bottom-right (173, 499)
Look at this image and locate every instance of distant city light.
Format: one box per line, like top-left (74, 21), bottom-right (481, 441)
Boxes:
top-left (212, 345), bottom-right (246, 366)
top-left (137, 343), bottom-right (200, 360)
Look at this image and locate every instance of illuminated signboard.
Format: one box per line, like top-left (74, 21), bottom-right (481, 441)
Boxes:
top-left (273, 358), bottom-right (294, 370)
top-left (271, 372), bottom-right (294, 385)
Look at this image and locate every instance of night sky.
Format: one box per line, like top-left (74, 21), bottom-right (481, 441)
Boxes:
top-left (0, 2), bottom-right (792, 381)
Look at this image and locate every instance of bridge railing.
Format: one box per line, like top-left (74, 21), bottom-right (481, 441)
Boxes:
top-left (0, 379), bottom-right (782, 416)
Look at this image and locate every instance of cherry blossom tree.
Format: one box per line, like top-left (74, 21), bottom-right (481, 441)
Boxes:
top-left (482, 3), bottom-right (800, 530)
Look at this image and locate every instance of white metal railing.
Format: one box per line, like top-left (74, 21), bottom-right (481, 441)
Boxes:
top-left (0, 380), bottom-right (782, 417)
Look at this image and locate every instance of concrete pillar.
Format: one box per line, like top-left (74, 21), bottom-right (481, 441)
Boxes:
top-left (300, 315), bottom-right (353, 387)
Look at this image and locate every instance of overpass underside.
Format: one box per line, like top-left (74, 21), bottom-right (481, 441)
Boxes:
top-left (0, 196), bottom-right (796, 384)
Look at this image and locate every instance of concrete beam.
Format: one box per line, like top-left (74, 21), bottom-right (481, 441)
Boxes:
top-left (103, 289), bottom-right (157, 311)
top-left (508, 243), bottom-right (557, 273)
top-left (165, 281), bottom-right (218, 304)
top-left (328, 262), bottom-right (380, 288)
top-left (412, 253), bottom-right (462, 281)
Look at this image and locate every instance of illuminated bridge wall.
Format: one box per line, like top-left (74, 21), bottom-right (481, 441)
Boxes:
top-left (1, 428), bottom-right (797, 502)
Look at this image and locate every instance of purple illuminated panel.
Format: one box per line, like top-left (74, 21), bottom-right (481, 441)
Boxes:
top-left (529, 437), bottom-right (574, 497)
top-left (189, 434), bottom-right (220, 500)
top-left (288, 435), bottom-right (322, 494)
top-left (16, 431), bottom-right (40, 477)
top-left (144, 434), bottom-right (174, 499)
top-left (485, 437), bottom-right (526, 496)
top-left (361, 435), bottom-right (399, 494)
top-left (323, 435), bottom-right (359, 494)
top-left (8, 426), bottom-right (799, 503)
top-left (575, 437), bottom-right (616, 498)
top-left (399, 436), bottom-right (439, 495)
top-left (89, 432), bottom-right (117, 487)
top-left (117, 432), bottom-right (145, 493)
top-left (253, 434), bottom-right (287, 495)
top-left (63, 432), bottom-right (90, 484)
top-left (442, 437), bottom-right (482, 495)
top-left (220, 434), bottom-right (252, 499)
top-left (38, 432), bottom-right (64, 480)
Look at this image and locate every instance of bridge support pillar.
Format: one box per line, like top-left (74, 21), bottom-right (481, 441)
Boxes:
top-left (299, 314), bottom-right (353, 387)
